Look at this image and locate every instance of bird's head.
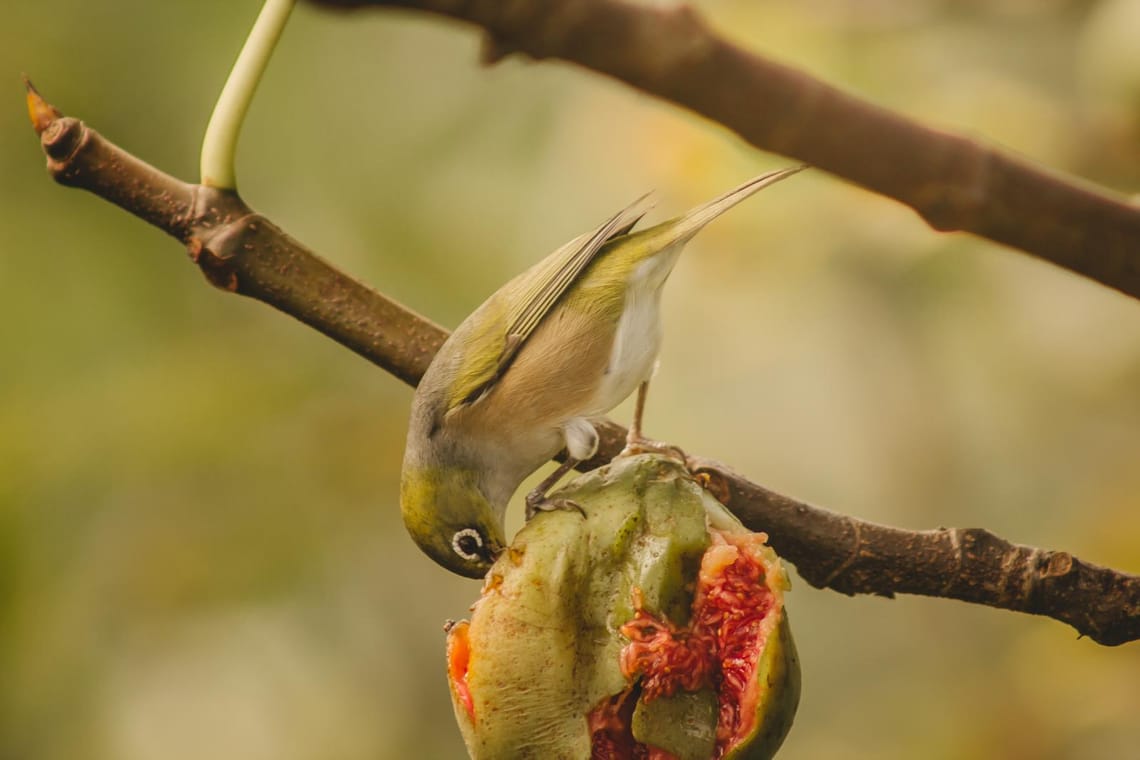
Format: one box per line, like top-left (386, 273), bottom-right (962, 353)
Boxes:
top-left (400, 465), bottom-right (506, 578)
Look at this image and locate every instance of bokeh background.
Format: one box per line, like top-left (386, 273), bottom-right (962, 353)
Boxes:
top-left (3, 1), bottom-right (1140, 758)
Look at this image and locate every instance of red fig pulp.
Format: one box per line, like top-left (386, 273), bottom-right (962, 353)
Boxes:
top-left (612, 531), bottom-right (784, 758)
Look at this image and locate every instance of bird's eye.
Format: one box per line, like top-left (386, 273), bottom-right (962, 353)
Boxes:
top-left (451, 528), bottom-right (487, 562)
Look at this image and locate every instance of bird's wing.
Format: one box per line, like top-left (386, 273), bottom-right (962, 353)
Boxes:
top-left (452, 194), bottom-right (653, 409)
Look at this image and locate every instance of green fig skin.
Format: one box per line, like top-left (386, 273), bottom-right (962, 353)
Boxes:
top-left (631, 687), bottom-right (719, 760)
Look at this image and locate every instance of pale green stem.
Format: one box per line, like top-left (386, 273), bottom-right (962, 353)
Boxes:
top-left (200, 0), bottom-right (296, 189)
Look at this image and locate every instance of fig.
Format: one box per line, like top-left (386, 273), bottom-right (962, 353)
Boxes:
top-left (445, 455), bottom-right (799, 759)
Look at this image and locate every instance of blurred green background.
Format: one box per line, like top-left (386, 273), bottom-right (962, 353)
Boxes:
top-left (3, 1), bottom-right (1140, 758)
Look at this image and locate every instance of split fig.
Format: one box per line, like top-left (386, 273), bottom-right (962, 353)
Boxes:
top-left (445, 455), bottom-right (799, 759)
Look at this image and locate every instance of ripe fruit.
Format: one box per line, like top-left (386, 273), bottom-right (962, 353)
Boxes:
top-left (445, 455), bottom-right (799, 759)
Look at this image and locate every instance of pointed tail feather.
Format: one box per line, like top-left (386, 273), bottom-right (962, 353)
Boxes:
top-left (662, 164), bottom-right (806, 244)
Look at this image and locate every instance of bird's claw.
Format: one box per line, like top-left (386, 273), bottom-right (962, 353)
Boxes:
top-left (525, 494), bottom-right (586, 521)
top-left (619, 436), bottom-right (689, 469)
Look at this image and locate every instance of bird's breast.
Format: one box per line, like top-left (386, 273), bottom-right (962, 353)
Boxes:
top-left (586, 254), bottom-right (673, 415)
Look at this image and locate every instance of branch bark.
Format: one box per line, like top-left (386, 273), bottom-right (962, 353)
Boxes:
top-left (27, 86), bottom-right (1140, 646)
top-left (312, 0), bottom-right (1140, 302)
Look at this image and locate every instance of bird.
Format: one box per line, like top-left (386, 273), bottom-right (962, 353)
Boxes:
top-left (400, 166), bottom-right (805, 577)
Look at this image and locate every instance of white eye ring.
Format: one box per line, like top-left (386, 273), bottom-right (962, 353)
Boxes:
top-left (452, 528), bottom-right (485, 561)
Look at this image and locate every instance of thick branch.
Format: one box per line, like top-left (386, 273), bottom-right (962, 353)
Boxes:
top-left (312, 0), bottom-right (1140, 301)
top-left (27, 91), bottom-right (1140, 645)
top-left (690, 457), bottom-right (1140, 647)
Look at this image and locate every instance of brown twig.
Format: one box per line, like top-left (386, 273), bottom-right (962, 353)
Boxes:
top-left (310, 0), bottom-right (1140, 301)
top-left (26, 84), bottom-right (1140, 645)
top-left (27, 80), bottom-right (446, 387)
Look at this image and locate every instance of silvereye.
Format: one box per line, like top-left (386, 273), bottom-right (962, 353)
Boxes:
top-left (400, 166), bottom-right (804, 577)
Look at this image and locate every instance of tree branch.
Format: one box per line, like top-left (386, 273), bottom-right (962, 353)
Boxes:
top-left (26, 85), bottom-right (1140, 645)
top-left (311, 0), bottom-right (1140, 302)
top-left (689, 457), bottom-right (1140, 647)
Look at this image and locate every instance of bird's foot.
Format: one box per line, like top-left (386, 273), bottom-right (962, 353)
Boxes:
top-left (619, 435), bottom-right (688, 467)
top-left (524, 492), bottom-right (586, 521)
